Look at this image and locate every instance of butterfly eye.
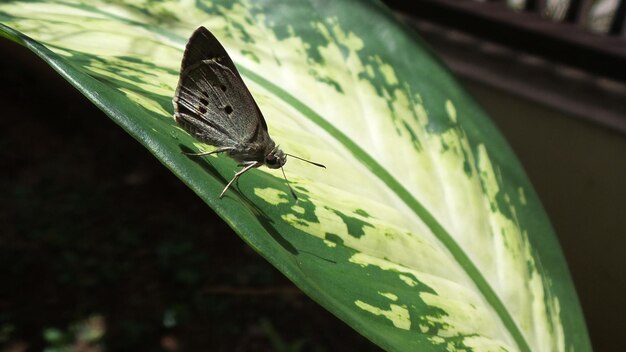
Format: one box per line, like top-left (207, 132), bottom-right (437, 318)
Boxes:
top-left (265, 155), bottom-right (277, 165)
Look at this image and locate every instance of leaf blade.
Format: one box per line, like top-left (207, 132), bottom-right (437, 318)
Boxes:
top-left (0, 1), bottom-right (591, 351)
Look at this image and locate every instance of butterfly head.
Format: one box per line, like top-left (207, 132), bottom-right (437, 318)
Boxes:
top-left (264, 146), bottom-right (286, 169)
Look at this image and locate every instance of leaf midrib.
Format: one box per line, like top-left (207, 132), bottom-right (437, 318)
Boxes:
top-left (237, 65), bottom-right (532, 352)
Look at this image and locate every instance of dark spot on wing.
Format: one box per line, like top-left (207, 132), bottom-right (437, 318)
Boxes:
top-left (201, 90), bottom-right (209, 97)
top-left (225, 105), bottom-right (233, 114)
top-left (199, 98), bottom-right (208, 106)
top-left (220, 84), bottom-right (227, 92)
top-left (199, 106), bottom-right (207, 114)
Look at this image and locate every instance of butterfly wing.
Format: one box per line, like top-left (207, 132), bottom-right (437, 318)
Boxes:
top-left (173, 27), bottom-right (269, 150)
top-left (180, 27), bottom-right (236, 80)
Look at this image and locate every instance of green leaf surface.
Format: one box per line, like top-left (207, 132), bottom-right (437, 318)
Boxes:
top-left (0, 1), bottom-right (591, 351)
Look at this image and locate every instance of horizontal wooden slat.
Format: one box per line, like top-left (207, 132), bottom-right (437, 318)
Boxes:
top-left (382, 0), bottom-right (626, 82)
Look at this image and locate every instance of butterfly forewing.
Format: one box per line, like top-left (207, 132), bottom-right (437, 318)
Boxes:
top-left (180, 27), bottom-right (238, 77)
top-left (173, 27), bottom-right (270, 150)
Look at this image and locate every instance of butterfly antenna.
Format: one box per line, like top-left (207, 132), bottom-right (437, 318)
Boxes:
top-left (280, 166), bottom-right (299, 202)
top-left (285, 154), bottom-right (326, 168)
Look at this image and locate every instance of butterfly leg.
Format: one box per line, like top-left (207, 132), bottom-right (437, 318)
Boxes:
top-left (219, 161), bottom-right (260, 198)
top-left (183, 146), bottom-right (234, 156)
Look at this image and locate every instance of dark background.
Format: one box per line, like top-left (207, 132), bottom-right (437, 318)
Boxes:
top-left (2, 11), bottom-right (625, 351)
top-left (0, 40), bottom-right (380, 351)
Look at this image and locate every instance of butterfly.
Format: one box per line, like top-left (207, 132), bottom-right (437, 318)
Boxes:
top-left (173, 26), bottom-right (324, 200)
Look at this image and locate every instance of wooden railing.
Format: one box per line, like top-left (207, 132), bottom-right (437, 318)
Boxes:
top-left (382, 0), bottom-right (626, 82)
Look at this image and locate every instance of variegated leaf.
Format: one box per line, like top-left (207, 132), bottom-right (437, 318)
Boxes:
top-left (0, 1), bottom-right (590, 351)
